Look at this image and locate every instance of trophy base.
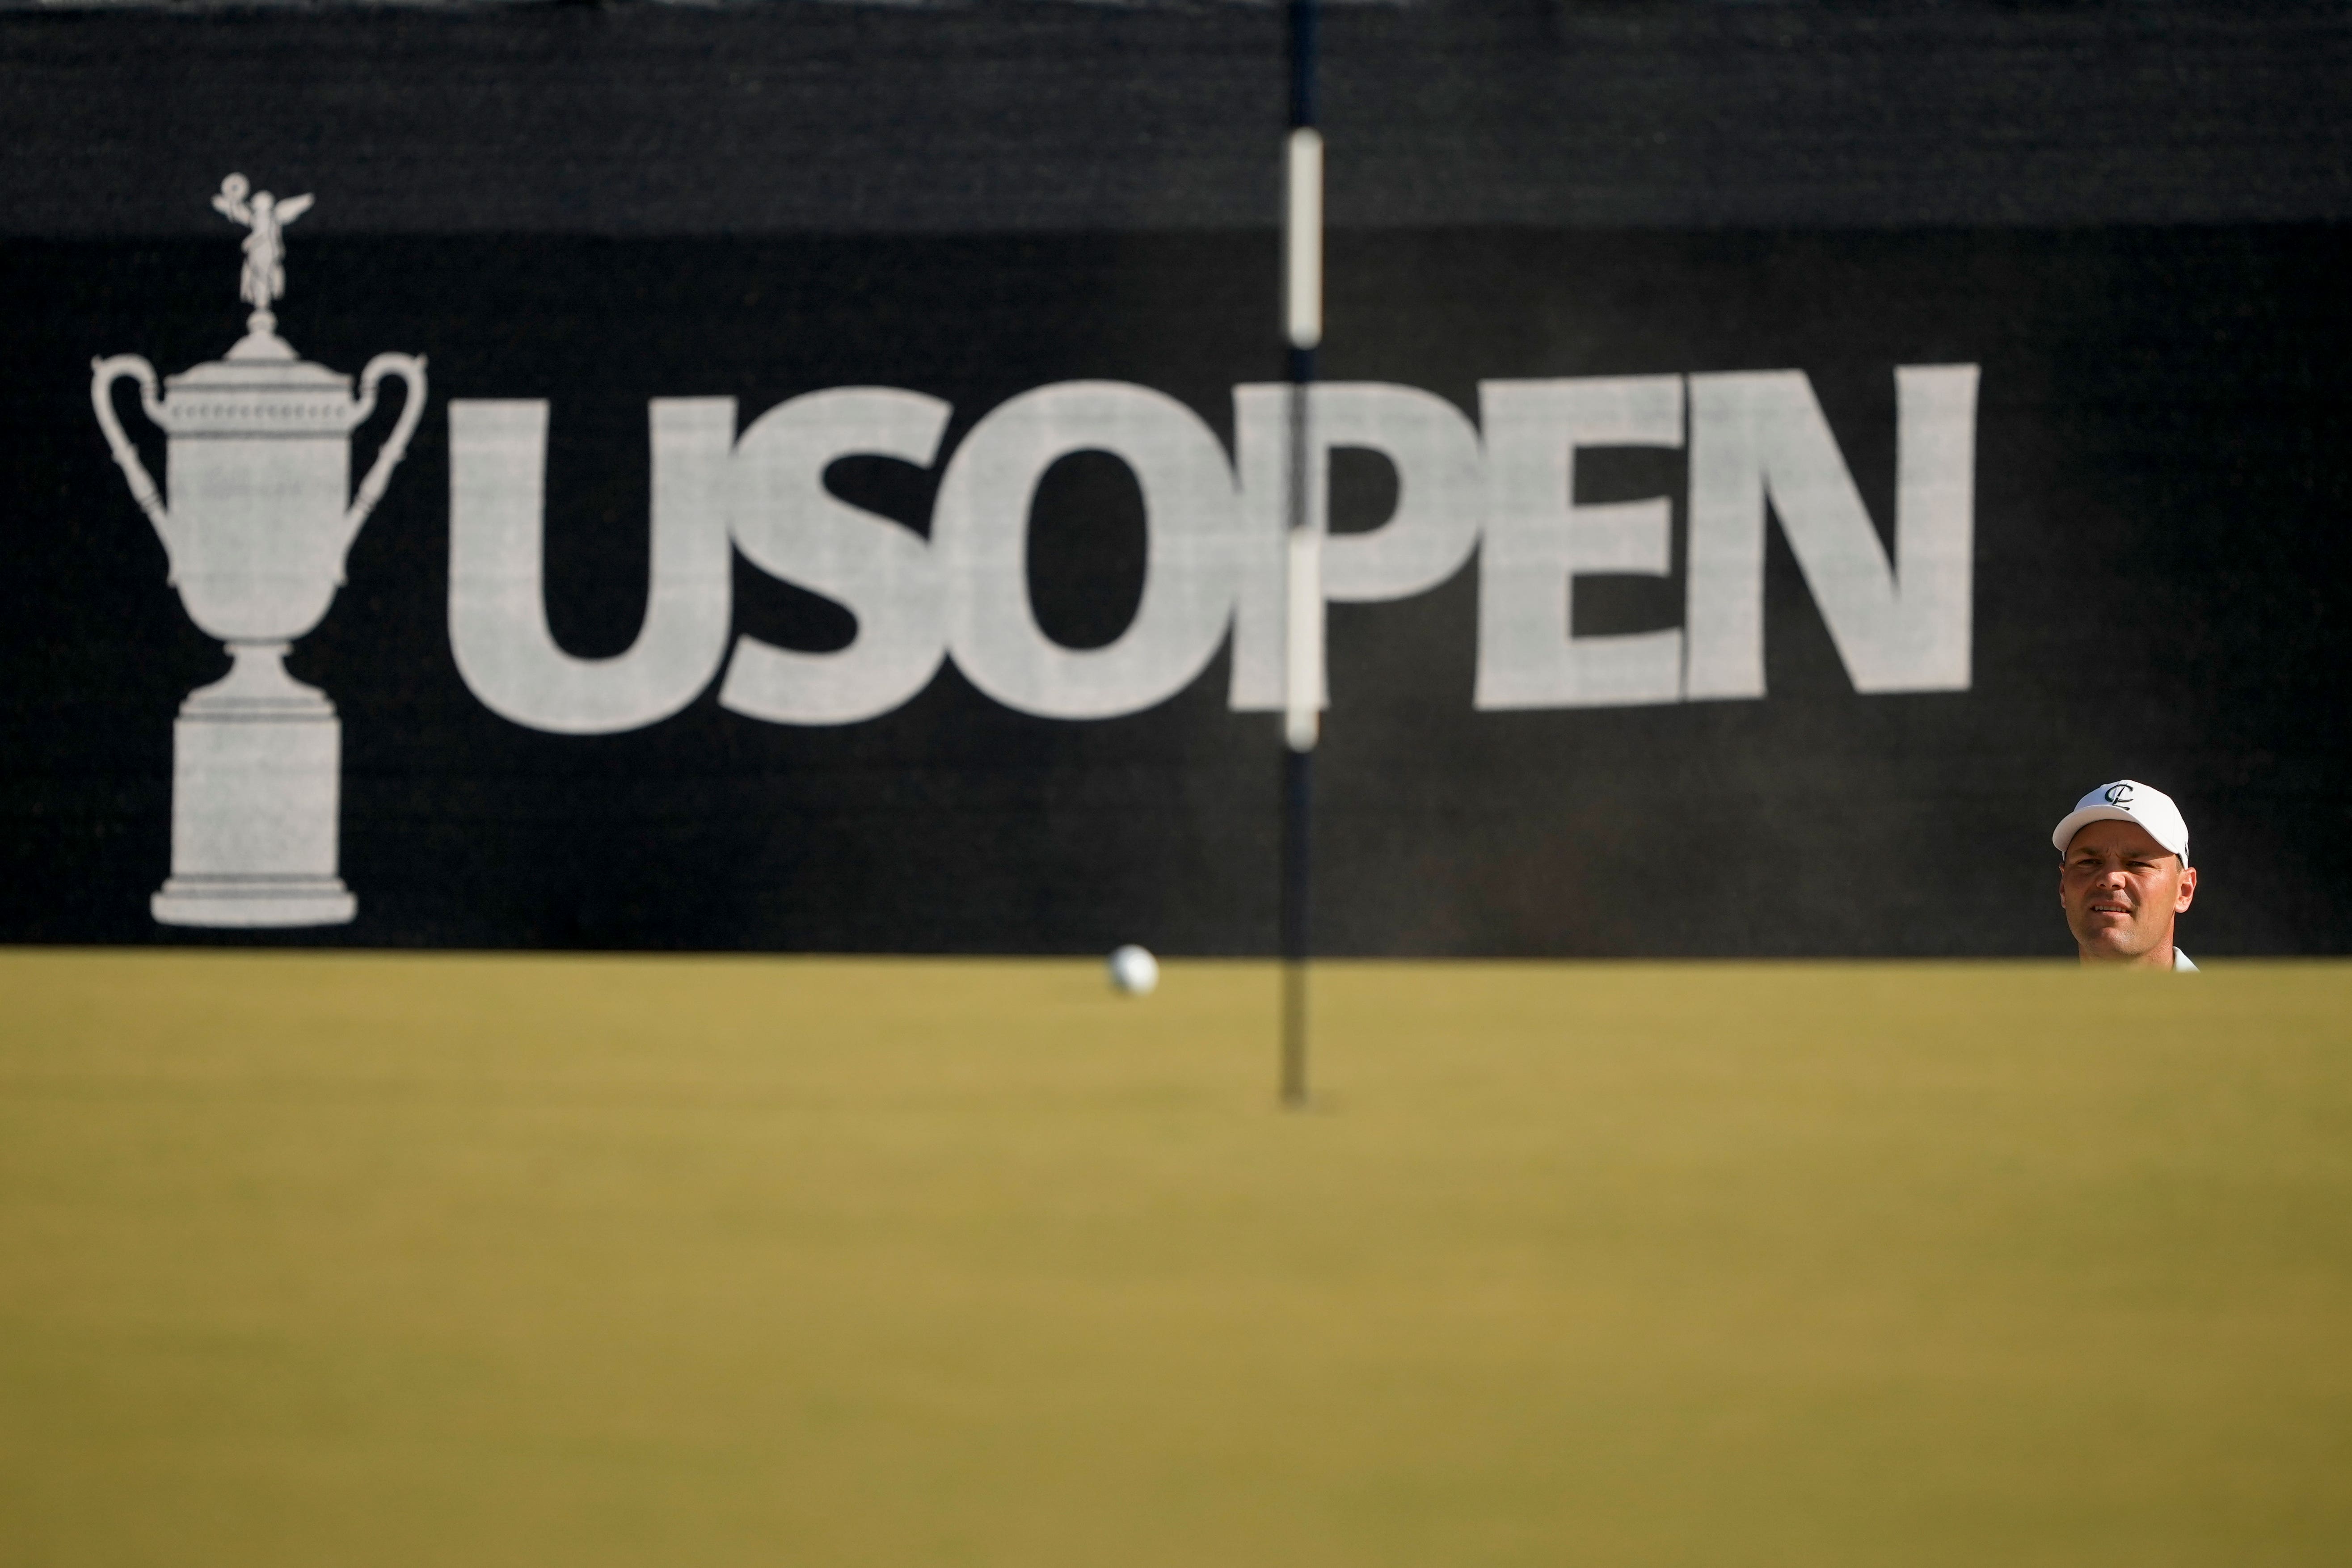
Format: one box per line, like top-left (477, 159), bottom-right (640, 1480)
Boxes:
top-left (155, 642), bottom-right (358, 931)
top-left (152, 876), bottom-right (357, 928)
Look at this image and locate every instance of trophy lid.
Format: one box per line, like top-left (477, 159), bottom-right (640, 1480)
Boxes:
top-left (166, 352), bottom-right (352, 395)
top-left (155, 331), bottom-right (361, 436)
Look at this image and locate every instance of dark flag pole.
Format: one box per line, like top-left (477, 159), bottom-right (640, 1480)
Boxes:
top-left (1279, 0), bottom-right (1321, 1109)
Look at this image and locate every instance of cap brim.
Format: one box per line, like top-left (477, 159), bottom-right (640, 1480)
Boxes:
top-left (2053, 805), bottom-right (2186, 860)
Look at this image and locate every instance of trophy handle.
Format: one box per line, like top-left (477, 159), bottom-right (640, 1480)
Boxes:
top-left (89, 354), bottom-right (177, 580)
top-left (341, 353), bottom-right (429, 561)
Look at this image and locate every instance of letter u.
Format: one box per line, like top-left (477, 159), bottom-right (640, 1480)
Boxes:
top-left (447, 398), bottom-right (735, 735)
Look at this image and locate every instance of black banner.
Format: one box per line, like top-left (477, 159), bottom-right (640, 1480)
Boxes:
top-left (4, 6), bottom-right (2348, 956)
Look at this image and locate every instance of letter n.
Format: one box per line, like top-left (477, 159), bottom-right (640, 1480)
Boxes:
top-left (1684, 367), bottom-right (1978, 700)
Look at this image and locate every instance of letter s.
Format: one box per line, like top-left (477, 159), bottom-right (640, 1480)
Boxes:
top-left (719, 388), bottom-right (952, 725)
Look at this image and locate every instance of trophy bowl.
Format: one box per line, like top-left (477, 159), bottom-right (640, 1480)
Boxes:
top-left (94, 340), bottom-right (426, 647)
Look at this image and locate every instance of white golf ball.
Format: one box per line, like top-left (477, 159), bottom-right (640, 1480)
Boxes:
top-left (1107, 944), bottom-right (1159, 996)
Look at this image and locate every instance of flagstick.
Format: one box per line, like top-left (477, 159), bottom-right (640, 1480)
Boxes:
top-left (1280, 0), bottom-right (1321, 1109)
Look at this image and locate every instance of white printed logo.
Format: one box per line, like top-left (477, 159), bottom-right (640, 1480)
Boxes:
top-left (92, 176), bottom-right (426, 928)
top-left (447, 368), bottom-right (1981, 732)
top-left (90, 182), bottom-right (1983, 928)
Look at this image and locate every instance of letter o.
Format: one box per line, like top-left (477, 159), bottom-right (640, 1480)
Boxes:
top-left (932, 381), bottom-right (1241, 719)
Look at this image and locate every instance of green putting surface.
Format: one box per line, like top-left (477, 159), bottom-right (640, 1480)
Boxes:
top-left (2, 951), bottom-right (2348, 1567)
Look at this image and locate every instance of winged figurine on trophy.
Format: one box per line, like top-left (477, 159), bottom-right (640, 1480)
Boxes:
top-left (210, 172), bottom-right (313, 339)
top-left (90, 175), bottom-right (427, 927)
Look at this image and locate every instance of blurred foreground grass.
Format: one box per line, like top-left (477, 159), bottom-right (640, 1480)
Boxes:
top-left (1, 951), bottom-right (2348, 1568)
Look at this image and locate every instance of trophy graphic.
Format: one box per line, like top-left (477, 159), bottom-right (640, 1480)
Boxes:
top-left (91, 175), bottom-right (426, 927)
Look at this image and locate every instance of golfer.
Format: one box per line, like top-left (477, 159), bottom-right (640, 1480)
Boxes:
top-left (2053, 780), bottom-right (2199, 971)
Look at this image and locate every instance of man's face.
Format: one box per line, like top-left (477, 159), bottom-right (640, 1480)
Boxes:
top-left (2060, 819), bottom-right (2197, 964)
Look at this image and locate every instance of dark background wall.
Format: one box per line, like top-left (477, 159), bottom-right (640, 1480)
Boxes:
top-left (3, 1), bottom-right (2347, 957)
top-left (6, 2), bottom-right (2349, 236)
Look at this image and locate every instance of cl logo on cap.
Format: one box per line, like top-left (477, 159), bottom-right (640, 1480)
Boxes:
top-left (2104, 783), bottom-right (2136, 805)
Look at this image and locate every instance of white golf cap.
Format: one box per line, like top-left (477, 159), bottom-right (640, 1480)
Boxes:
top-left (2052, 780), bottom-right (2190, 865)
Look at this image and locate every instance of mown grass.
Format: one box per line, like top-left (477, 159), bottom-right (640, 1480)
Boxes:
top-left (2, 951), bottom-right (2347, 1567)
